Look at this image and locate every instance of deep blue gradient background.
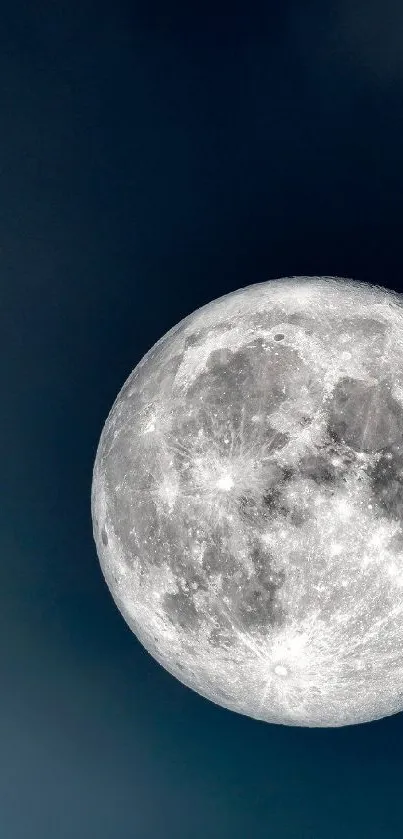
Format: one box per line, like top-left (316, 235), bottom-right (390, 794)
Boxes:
top-left (3, 2), bottom-right (403, 836)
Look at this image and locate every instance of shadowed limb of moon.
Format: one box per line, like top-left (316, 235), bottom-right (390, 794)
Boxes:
top-left (92, 276), bottom-right (403, 727)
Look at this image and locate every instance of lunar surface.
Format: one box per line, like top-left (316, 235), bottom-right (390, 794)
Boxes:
top-left (92, 276), bottom-right (403, 727)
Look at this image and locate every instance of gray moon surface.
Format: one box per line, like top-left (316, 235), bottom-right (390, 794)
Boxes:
top-left (92, 276), bottom-right (403, 727)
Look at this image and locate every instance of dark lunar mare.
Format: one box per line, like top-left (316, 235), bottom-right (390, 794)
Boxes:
top-left (369, 442), bottom-right (403, 521)
top-left (325, 376), bottom-right (403, 526)
top-left (327, 377), bottom-right (403, 453)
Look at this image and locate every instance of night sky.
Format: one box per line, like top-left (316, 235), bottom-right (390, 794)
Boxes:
top-left (3, 1), bottom-right (403, 837)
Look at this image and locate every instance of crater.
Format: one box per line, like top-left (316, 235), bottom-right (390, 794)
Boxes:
top-left (101, 526), bottom-right (108, 546)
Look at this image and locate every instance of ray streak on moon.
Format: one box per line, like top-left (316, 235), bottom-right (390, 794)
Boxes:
top-left (92, 276), bottom-right (403, 727)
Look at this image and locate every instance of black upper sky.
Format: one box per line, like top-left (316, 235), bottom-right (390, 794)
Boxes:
top-left (3, 1), bottom-right (403, 837)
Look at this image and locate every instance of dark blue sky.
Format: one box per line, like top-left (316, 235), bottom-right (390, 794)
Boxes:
top-left (3, 1), bottom-right (403, 837)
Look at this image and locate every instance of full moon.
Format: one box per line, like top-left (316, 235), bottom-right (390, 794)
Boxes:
top-left (92, 276), bottom-right (403, 727)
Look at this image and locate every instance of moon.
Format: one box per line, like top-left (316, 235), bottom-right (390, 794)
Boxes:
top-left (92, 276), bottom-right (403, 727)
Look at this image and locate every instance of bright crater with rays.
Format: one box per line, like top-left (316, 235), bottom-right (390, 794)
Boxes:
top-left (92, 276), bottom-right (403, 727)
